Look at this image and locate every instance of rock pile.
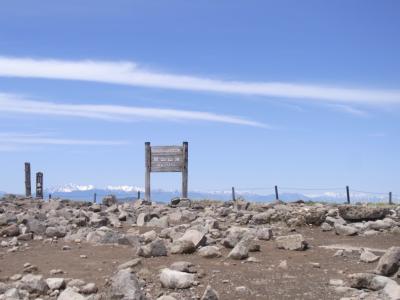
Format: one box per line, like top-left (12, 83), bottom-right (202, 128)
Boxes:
top-left (1, 194), bottom-right (400, 299)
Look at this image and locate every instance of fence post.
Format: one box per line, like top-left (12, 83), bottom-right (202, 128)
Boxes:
top-left (346, 186), bottom-right (350, 204)
top-left (275, 185), bottom-right (279, 200)
top-left (93, 193), bottom-right (97, 203)
top-left (389, 192), bottom-right (393, 205)
top-left (137, 190), bottom-right (141, 200)
top-left (232, 186), bottom-right (236, 202)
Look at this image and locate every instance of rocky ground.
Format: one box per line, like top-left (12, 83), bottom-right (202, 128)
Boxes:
top-left (1, 195), bottom-right (400, 299)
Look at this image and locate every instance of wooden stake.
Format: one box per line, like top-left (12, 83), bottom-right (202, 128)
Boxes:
top-left (232, 186), bottom-right (236, 202)
top-left (389, 192), bottom-right (393, 205)
top-left (346, 186), bottom-right (350, 204)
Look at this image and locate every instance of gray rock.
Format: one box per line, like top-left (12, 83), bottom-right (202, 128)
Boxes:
top-left (375, 246), bottom-right (400, 276)
top-left (20, 274), bottom-right (48, 293)
top-left (102, 195), bottom-right (117, 207)
top-left (339, 206), bottom-right (390, 221)
top-left (198, 246), bottom-right (221, 258)
top-left (276, 234), bottom-right (308, 251)
top-left (137, 239), bottom-right (168, 258)
top-left (178, 229), bottom-right (206, 248)
top-left (360, 249), bottom-right (380, 263)
top-left (0, 224), bottom-right (19, 237)
top-left (46, 277), bottom-right (65, 290)
top-left (334, 223), bottom-right (358, 236)
top-left (159, 268), bottom-right (195, 289)
top-left (118, 258), bottom-right (142, 271)
top-left (252, 211), bottom-right (274, 224)
top-left (137, 213), bottom-right (151, 226)
top-left (201, 285), bottom-right (219, 300)
top-left (170, 240), bottom-right (196, 254)
top-left (58, 287), bottom-right (86, 300)
top-left (321, 222), bottom-right (332, 231)
top-left (45, 226), bottom-right (67, 238)
top-left (170, 261), bottom-right (196, 273)
top-left (107, 269), bottom-right (147, 300)
top-left (228, 240), bottom-right (249, 260)
top-left (255, 227), bottom-right (273, 240)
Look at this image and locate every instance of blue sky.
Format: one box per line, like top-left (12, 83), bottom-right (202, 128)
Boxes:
top-left (0, 0), bottom-right (400, 195)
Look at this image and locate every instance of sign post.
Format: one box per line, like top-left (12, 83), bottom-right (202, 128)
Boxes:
top-left (25, 162), bottom-right (31, 197)
top-left (144, 142), bottom-right (188, 202)
top-left (36, 172), bottom-right (43, 199)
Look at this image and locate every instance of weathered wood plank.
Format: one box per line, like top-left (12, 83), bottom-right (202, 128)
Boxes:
top-left (145, 142), bottom-right (151, 201)
top-left (182, 142), bottom-right (188, 198)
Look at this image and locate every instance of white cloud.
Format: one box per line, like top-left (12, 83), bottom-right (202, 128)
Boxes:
top-left (0, 93), bottom-right (268, 128)
top-left (0, 132), bottom-right (128, 148)
top-left (0, 56), bottom-right (399, 104)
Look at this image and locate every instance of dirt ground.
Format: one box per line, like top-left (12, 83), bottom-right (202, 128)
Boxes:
top-left (1, 227), bottom-right (400, 300)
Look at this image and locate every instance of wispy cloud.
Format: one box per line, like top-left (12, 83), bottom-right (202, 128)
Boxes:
top-left (0, 93), bottom-right (268, 128)
top-left (327, 104), bottom-right (370, 117)
top-left (0, 132), bottom-right (128, 150)
top-left (0, 56), bottom-right (399, 104)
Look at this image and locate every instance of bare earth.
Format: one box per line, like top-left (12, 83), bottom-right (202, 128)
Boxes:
top-left (2, 226), bottom-right (399, 300)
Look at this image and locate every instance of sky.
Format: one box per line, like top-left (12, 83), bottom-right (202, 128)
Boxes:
top-left (0, 0), bottom-right (400, 195)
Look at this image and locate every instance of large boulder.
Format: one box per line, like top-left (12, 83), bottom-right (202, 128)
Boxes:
top-left (338, 206), bottom-right (390, 221)
top-left (276, 234), bottom-right (308, 251)
top-left (159, 268), bottom-right (195, 289)
top-left (375, 247), bottom-right (400, 276)
top-left (107, 269), bottom-right (147, 300)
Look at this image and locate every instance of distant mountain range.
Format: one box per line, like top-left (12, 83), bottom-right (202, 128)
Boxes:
top-left (41, 184), bottom-right (389, 204)
top-left (1, 183), bottom-right (391, 204)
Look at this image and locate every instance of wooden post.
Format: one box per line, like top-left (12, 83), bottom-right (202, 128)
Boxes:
top-left (49, 194), bottom-right (52, 200)
top-left (93, 193), bottom-right (97, 203)
top-left (346, 186), bottom-right (350, 204)
top-left (275, 185), bottom-right (279, 200)
top-left (389, 192), bottom-right (393, 205)
top-left (24, 162), bottom-right (31, 197)
top-left (145, 142), bottom-right (151, 202)
top-left (182, 142), bottom-right (188, 198)
top-left (232, 187), bottom-right (236, 202)
top-left (137, 190), bottom-right (141, 199)
top-left (36, 172), bottom-right (43, 199)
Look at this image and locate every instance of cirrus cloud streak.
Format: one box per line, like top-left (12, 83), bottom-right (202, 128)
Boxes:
top-left (0, 93), bottom-right (268, 128)
top-left (0, 56), bottom-right (399, 104)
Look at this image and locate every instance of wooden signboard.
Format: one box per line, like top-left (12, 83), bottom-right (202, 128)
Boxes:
top-left (145, 142), bottom-right (188, 201)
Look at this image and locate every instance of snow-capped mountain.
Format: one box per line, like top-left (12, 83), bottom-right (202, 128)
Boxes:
top-left (39, 183), bottom-right (392, 204)
top-left (47, 183), bottom-right (95, 193)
